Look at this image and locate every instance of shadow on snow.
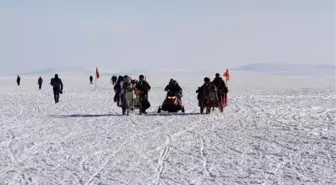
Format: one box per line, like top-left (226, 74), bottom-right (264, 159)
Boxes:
top-left (50, 112), bottom-right (203, 118)
top-left (49, 113), bottom-right (124, 118)
top-left (144, 112), bottom-right (203, 116)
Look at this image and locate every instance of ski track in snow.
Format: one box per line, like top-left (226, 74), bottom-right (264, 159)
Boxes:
top-left (0, 77), bottom-right (335, 185)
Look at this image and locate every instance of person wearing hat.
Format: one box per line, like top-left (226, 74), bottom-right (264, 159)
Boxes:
top-left (50, 74), bottom-right (63, 103)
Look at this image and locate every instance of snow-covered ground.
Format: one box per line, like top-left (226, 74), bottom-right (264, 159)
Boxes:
top-left (0, 72), bottom-right (335, 185)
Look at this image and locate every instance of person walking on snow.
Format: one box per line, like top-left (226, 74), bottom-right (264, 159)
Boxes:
top-left (89, 75), bottom-right (93, 84)
top-left (38, 77), bottom-right (43, 90)
top-left (213, 73), bottom-right (228, 106)
top-left (135, 75), bottom-right (151, 114)
top-left (113, 76), bottom-right (125, 107)
top-left (16, 75), bottom-right (21, 86)
top-left (50, 74), bottom-right (63, 103)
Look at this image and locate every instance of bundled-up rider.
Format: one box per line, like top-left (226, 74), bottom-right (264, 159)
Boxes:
top-left (164, 79), bottom-right (182, 99)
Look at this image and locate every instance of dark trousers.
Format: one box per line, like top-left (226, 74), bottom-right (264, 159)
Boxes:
top-left (38, 84), bottom-right (42, 90)
top-left (53, 88), bottom-right (60, 103)
top-left (140, 92), bottom-right (150, 112)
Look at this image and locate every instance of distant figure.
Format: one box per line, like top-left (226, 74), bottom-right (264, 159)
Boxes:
top-left (111, 75), bottom-right (117, 85)
top-left (38, 77), bottom-right (43, 90)
top-left (16, 75), bottom-right (21, 86)
top-left (89, 75), bottom-right (93, 84)
top-left (50, 74), bottom-right (63, 104)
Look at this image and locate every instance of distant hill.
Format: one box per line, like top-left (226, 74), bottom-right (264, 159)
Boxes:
top-left (232, 63), bottom-right (336, 76)
top-left (17, 67), bottom-right (212, 77)
top-left (19, 67), bottom-right (150, 77)
top-left (20, 67), bottom-right (93, 76)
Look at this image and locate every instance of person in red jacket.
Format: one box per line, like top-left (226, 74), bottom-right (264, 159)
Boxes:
top-left (213, 73), bottom-right (228, 106)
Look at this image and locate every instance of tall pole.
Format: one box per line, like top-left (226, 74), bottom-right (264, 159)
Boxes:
top-left (225, 79), bottom-right (228, 106)
top-left (95, 76), bottom-right (97, 91)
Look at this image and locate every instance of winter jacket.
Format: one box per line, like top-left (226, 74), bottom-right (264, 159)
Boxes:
top-left (38, 78), bottom-right (43, 84)
top-left (213, 77), bottom-right (228, 93)
top-left (165, 83), bottom-right (182, 94)
top-left (135, 80), bottom-right (151, 93)
top-left (50, 78), bottom-right (63, 90)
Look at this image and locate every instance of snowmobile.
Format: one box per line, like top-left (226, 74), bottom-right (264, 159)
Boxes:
top-left (157, 91), bottom-right (185, 113)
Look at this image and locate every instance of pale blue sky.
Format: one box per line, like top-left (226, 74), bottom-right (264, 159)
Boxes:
top-left (0, 0), bottom-right (335, 74)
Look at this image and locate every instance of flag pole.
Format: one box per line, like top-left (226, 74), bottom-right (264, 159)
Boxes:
top-left (95, 67), bottom-right (98, 91)
top-left (223, 69), bottom-right (229, 107)
top-left (95, 75), bottom-right (97, 91)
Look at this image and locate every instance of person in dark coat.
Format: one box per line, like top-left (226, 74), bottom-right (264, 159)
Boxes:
top-left (213, 73), bottom-right (228, 105)
top-left (196, 77), bottom-right (211, 104)
top-left (164, 79), bottom-right (182, 99)
top-left (38, 77), bottom-right (43, 90)
top-left (16, 75), bottom-right (21, 86)
top-left (50, 74), bottom-right (63, 103)
top-left (113, 76), bottom-right (125, 107)
top-left (111, 75), bottom-right (117, 85)
top-left (89, 75), bottom-right (93, 84)
top-left (135, 75), bottom-right (151, 114)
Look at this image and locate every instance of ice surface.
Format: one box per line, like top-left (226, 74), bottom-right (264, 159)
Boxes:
top-left (0, 72), bottom-right (335, 184)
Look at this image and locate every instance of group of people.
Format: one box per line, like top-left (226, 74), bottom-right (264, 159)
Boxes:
top-left (113, 74), bottom-right (151, 114)
top-left (112, 72), bottom-right (228, 114)
top-left (196, 73), bottom-right (228, 112)
top-left (16, 76), bottom-right (44, 90)
top-left (15, 72), bottom-right (228, 112)
top-left (15, 75), bottom-right (62, 103)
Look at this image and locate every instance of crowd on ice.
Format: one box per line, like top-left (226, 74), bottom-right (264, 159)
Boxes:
top-left (14, 72), bottom-right (229, 115)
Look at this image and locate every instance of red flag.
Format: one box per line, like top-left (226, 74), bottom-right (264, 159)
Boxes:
top-left (96, 67), bottom-right (100, 79)
top-left (223, 68), bottom-right (230, 81)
